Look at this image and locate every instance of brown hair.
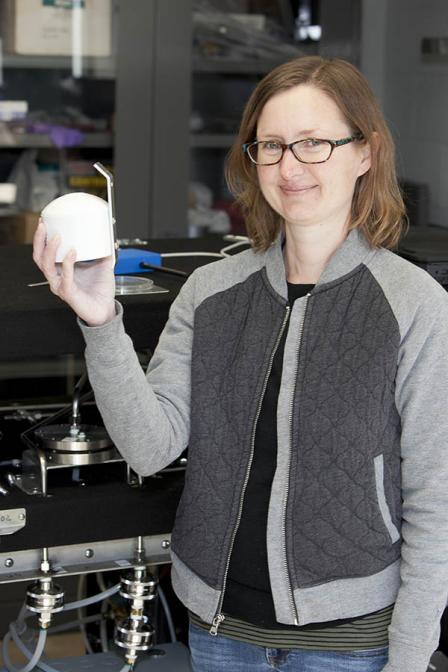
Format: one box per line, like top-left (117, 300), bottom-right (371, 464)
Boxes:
top-left (225, 56), bottom-right (407, 251)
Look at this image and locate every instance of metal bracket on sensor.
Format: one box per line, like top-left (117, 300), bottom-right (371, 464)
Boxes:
top-left (0, 508), bottom-right (26, 535)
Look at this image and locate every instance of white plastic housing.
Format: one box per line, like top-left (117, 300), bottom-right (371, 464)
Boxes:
top-left (41, 192), bottom-right (114, 263)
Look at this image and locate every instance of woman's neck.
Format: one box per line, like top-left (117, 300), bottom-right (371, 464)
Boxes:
top-left (283, 222), bottom-right (348, 284)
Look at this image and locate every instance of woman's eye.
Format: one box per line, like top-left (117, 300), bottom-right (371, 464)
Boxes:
top-left (263, 142), bottom-right (282, 152)
top-left (303, 139), bottom-right (324, 148)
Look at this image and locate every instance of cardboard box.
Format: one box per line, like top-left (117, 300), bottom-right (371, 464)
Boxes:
top-left (0, 211), bottom-right (40, 244)
top-left (1, 0), bottom-right (111, 57)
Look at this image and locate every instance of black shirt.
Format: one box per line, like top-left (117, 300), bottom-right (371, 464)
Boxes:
top-left (222, 282), bottom-right (314, 628)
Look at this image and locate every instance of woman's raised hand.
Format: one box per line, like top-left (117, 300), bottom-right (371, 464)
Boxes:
top-left (32, 219), bottom-right (116, 327)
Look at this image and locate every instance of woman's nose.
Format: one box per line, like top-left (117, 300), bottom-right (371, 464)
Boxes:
top-left (279, 148), bottom-right (307, 179)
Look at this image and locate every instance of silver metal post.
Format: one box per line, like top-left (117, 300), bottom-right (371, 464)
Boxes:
top-left (93, 162), bottom-right (118, 261)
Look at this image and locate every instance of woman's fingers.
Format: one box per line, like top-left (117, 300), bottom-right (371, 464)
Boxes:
top-left (37, 233), bottom-right (63, 294)
top-left (33, 222), bottom-right (62, 296)
top-left (40, 233), bottom-right (60, 277)
top-left (32, 222), bottom-right (67, 297)
top-left (32, 225), bottom-right (114, 322)
top-left (59, 250), bottom-right (77, 300)
top-left (32, 219), bottom-right (46, 268)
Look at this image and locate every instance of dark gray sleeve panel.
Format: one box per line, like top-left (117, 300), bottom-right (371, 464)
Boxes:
top-left (170, 269), bottom-right (288, 589)
top-left (287, 265), bottom-right (402, 589)
top-left (365, 249), bottom-right (448, 671)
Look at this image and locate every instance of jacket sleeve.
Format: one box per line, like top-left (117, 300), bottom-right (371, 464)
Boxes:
top-left (383, 288), bottom-right (448, 672)
top-left (78, 273), bottom-right (197, 476)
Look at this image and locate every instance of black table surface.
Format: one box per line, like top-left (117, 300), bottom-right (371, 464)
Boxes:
top-left (0, 237), bottom-right (229, 361)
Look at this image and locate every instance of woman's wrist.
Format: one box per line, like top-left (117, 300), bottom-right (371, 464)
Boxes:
top-left (84, 303), bottom-right (117, 327)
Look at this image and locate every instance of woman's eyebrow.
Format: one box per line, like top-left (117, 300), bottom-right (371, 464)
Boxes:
top-left (257, 128), bottom-right (320, 139)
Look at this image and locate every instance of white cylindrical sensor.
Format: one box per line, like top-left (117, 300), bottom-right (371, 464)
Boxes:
top-left (41, 192), bottom-right (114, 263)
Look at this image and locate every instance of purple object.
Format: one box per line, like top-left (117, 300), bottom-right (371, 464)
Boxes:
top-left (28, 122), bottom-right (84, 148)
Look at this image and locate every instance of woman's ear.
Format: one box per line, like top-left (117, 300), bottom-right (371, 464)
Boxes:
top-left (357, 131), bottom-right (377, 177)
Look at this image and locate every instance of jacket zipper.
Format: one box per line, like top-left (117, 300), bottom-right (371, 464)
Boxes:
top-left (209, 304), bottom-right (291, 636)
top-left (281, 294), bottom-right (310, 627)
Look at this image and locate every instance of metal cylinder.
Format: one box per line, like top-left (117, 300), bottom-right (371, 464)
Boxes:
top-left (115, 615), bottom-right (154, 662)
top-left (26, 579), bottom-right (64, 628)
top-left (119, 568), bottom-right (157, 601)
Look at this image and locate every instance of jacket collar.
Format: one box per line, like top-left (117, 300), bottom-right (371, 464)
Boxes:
top-left (264, 228), bottom-right (377, 299)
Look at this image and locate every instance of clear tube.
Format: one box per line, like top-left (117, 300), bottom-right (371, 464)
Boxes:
top-left (6, 620), bottom-right (132, 672)
top-left (63, 583), bottom-right (120, 611)
top-left (8, 620), bottom-right (71, 672)
top-left (2, 626), bottom-right (47, 672)
top-left (95, 574), bottom-right (110, 652)
top-left (4, 583), bottom-right (130, 672)
top-left (76, 574), bottom-right (93, 655)
top-left (99, 600), bottom-right (109, 652)
top-left (95, 572), bottom-right (108, 593)
top-left (14, 582), bottom-right (119, 619)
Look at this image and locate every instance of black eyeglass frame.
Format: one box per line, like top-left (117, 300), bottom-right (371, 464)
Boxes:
top-left (242, 132), bottom-right (364, 166)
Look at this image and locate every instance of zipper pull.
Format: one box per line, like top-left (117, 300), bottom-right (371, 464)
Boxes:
top-left (209, 613), bottom-right (225, 636)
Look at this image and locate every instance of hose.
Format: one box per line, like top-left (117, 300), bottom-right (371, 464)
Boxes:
top-left (63, 582), bottom-right (120, 611)
top-left (95, 574), bottom-right (110, 652)
top-left (2, 584), bottom-right (120, 672)
top-left (2, 626), bottom-right (47, 672)
top-left (4, 621), bottom-right (132, 672)
top-left (76, 574), bottom-right (93, 655)
top-left (2, 581), bottom-right (141, 672)
top-left (99, 615), bottom-right (109, 653)
top-left (95, 572), bottom-right (108, 592)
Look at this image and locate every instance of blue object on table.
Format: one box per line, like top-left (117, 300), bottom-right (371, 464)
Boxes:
top-left (114, 248), bottom-right (162, 275)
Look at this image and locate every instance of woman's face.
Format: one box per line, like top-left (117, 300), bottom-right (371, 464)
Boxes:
top-left (255, 84), bottom-right (371, 234)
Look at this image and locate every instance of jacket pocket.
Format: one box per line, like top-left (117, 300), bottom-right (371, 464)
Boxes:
top-left (374, 454), bottom-right (400, 544)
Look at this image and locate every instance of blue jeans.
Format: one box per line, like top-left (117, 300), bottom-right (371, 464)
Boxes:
top-left (188, 623), bottom-right (389, 672)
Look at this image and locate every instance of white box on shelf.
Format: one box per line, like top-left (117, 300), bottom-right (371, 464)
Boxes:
top-left (2, 0), bottom-right (112, 57)
top-left (0, 100), bottom-right (28, 120)
top-left (0, 183), bottom-right (17, 204)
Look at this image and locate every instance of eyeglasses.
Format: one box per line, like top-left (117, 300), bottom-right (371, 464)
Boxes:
top-left (242, 132), bottom-right (364, 166)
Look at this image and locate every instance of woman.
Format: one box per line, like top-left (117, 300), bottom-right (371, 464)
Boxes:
top-left (33, 57), bottom-right (448, 672)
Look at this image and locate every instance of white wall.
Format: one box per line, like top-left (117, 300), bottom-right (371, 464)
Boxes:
top-left (361, 0), bottom-right (448, 227)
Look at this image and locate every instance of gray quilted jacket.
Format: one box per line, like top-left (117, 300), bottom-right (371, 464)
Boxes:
top-left (80, 229), bottom-right (448, 672)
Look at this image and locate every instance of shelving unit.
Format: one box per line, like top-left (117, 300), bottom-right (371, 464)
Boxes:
top-left (190, 54), bottom-right (306, 158)
top-left (0, 0), bottom-right (362, 242)
top-left (0, 0), bottom-right (119, 242)
top-left (0, 133), bottom-right (113, 149)
top-left (190, 7), bottom-right (304, 210)
top-left (188, 0), bottom-right (361, 227)
top-left (1, 55), bottom-right (115, 79)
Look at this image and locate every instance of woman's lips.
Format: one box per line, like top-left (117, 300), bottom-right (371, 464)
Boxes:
top-left (280, 184), bottom-right (317, 194)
